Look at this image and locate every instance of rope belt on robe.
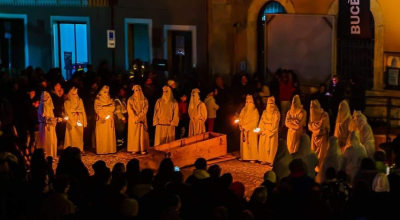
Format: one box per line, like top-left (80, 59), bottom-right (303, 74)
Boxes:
top-left (157, 123), bottom-right (173, 142)
top-left (97, 114), bottom-right (114, 128)
top-left (314, 128), bottom-right (329, 139)
top-left (242, 130), bottom-right (250, 147)
top-left (136, 121), bottom-right (148, 132)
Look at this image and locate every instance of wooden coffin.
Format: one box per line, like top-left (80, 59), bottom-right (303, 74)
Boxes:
top-left (145, 132), bottom-right (227, 170)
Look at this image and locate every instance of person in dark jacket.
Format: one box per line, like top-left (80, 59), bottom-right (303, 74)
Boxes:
top-left (288, 159), bottom-right (315, 199)
top-left (50, 82), bottom-right (65, 147)
top-left (348, 76), bottom-right (366, 112)
top-left (311, 83), bottom-right (329, 112)
top-left (328, 75), bottom-right (345, 134)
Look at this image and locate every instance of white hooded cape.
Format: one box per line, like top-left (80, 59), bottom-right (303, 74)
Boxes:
top-left (127, 85), bottom-right (150, 152)
top-left (285, 95), bottom-right (306, 153)
top-left (258, 97), bottom-right (280, 164)
top-left (95, 86), bottom-right (116, 154)
top-left (38, 91), bottom-right (58, 158)
top-left (239, 95), bottom-right (260, 161)
top-left (188, 88), bottom-right (207, 137)
top-left (64, 87), bottom-right (87, 150)
top-left (153, 86), bottom-right (179, 146)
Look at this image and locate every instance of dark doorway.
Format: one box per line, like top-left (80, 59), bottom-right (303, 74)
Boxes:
top-left (168, 31), bottom-right (192, 82)
top-left (127, 23), bottom-right (151, 68)
top-left (0, 18), bottom-right (25, 73)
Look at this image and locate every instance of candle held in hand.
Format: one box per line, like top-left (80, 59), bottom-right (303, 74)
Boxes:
top-left (105, 115), bottom-right (111, 120)
top-left (77, 120), bottom-right (83, 127)
top-left (64, 116), bottom-right (69, 121)
top-left (253, 128), bottom-right (261, 133)
top-left (234, 119), bottom-right (240, 124)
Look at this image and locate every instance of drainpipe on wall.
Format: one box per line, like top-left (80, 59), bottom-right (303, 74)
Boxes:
top-left (110, 0), bottom-right (116, 73)
top-left (206, 0), bottom-right (210, 86)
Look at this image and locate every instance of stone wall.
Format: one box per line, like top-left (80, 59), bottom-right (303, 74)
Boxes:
top-left (208, 0), bottom-right (400, 93)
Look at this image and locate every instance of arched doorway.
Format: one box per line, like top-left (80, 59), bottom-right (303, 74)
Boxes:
top-left (247, 0), bottom-right (295, 75)
top-left (336, 12), bottom-right (375, 89)
top-left (328, 0), bottom-right (384, 90)
top-left (257, 1), bottom-right (287, 81)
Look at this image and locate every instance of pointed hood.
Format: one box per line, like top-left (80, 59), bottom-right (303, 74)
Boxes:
top-left (266, 96), bottom-right (277, 113)
top-left (336, 100), bottom-right (351, 123)
top-left (310, 99), bottom-right (324, 122)
top-left (39, 91), bottom-right (54, 117)
top-left (67, 87), bottom-right (80, 108)
top-left (131, 85), bottom-right (146, 111)
top-left (189, 88), bottom-right (201, 109)
top-left (353, 110), bottom-right (368, 128)
top-left (97, 85), bottom-right (112, 104)
top-left (290, 95), bottom-right (303, 114)
top-left (161, 86), bottom-right (174, 103)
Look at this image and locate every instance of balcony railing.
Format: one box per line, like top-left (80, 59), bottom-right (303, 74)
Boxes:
top-left (0, 0), bottom-right (109, 7)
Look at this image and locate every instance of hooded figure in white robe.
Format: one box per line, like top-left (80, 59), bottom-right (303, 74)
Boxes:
top-left (94, 86), bottom-right (116, 154)
top-left (258, 97), bottom-right (280, 165)
top-left (272, 139), bottom-right (292, 182)
top-left (64, 87), bottom-right (87, 150)
top-left (127, 85), bottom-right (150, 153)
top-left (239, 95), bottom-right (260, 161)
top-left (292, 134), bottom-right (318, 178)
top-left (308, 100), bottom-right (330, 172)
top-left (342, 131), bottom-right (368, 184)
top-left (153, 86), bottom-right (179, 146)
top-left (334, 100), bottom-right (352, 152)
top-left (285, 95), bottom-right (306, 153)
top-left (316, 136), bottom-right (342, 183)
top-left (188, 88), bottom-right (207, 137)
top-left (373, 173), bottom-right (390, 192)
top-left (38, 91), bottom-right (58, 158)
top-left (353, 111), bottom-right (375, 158)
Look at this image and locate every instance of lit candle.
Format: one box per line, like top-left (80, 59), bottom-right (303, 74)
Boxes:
top-left (234, 119), bottom-right (240, 124)
top-left (64, 116), bottom-right (69, 121)
top-left (77, 120), bottom-right (83, 127)
top-left (253, 128), bottom-right (261, 133)
top-left (105, 115), bottom-right (111, 120)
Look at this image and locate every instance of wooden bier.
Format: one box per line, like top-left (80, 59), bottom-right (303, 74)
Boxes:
top-left (145, 132), bottom-right (227, 170)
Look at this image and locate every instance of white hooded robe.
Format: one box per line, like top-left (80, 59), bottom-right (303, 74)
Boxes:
top-left (342, 131), bottom-right (368, 184)
top-left (316, 136), bottom-right (342, 183)
top-left (38, 91), bottom-right (58, 158)
top-left (308, 100), bottom-right (330, 172)
top-left (127, 85), bottom-right (150, 153)
top-left (153, 86), bottom-right (179, 146)
top-left (239, 95), bottom-right (260, 161)
top-left (285, 95), bottom-right (306, 154)
top-left (64, 87), bottom-right (87, 150)
top-left (258, 97), bottom-right (280, 164)
top-left (272, 140), bottom-right (292, 182)
top-left (354, 111), bottom-right (375, 159)
top-left (95, 86), bottom-right (116, 154)
top-left (334, 100), bottom-right (352, 152)
top-left (292, 134), bottom-right (318, 178)
top-left (188, 89), bottom-right (207, 137)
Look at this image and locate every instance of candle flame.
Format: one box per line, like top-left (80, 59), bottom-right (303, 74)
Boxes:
top-left (234, 119), bottom-right (240, 124)
top-left (64, 116), bottom-right (69, 121)
top-left (105, 115), bottom-right (111, 120)
top-left (253, 128), bottom-right (261, 133)
top-left (77, 120), bottom-right (83, 127)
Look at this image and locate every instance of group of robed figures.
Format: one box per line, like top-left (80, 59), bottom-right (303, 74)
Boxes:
top-left (36, 85), bottom-right (208, 157)
top-left (237, 94), bottom-right (375, 182)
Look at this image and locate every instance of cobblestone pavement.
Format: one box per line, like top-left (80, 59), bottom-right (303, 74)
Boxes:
top-left (59, 151), bottom-right (272, 198)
